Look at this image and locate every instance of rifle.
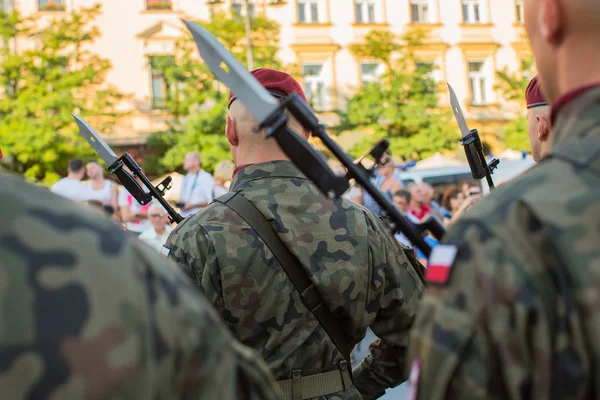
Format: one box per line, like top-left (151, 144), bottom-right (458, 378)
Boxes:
top-left (73, 115), bottom-right (183, 225)
top-left (183, 20), bottom-right (441, 257)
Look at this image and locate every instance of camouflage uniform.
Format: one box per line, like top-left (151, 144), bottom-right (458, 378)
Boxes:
top-left (406, 87), bottom-right (600, 399)
top-left (0, 172), bottom-right (279, 399)
top-left (166, 160), bottom-right (426, 399)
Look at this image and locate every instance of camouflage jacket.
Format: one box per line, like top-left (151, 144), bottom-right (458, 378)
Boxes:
top-left (407, 87), bottom-right (600, 399)
top-left (166, 161), bottom-right (426, 399)
top-left (0, 172), bottom-right (279, 400)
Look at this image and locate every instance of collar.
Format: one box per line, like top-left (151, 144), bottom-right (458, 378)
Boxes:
top-left (233, 164), bottom-right (254, 177)
top-left (551, 85), bottom-right (600, 148)
top-left (230, 161), bottom-right (307, 191)
top-left (551, 83), bottom-right (600, 124)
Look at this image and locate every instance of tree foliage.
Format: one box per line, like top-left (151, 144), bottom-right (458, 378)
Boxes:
top-left (496, 53), bottom-right (536, 152)
top-left (341, 29), bottom-right (458, 161)
top-left (0, 4), bottom-right (127, 184)
top-left (145, 11), bottom-right (282, 174)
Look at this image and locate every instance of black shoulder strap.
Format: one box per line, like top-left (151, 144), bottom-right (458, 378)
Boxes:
top-left (215, 191), bottom-right (352, 367)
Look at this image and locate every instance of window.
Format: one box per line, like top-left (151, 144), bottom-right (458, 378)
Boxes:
top-left (468, 60), bottom-right (491, 105)
top-left (360, 62), bottom-right (384, 85)
top-left (355, 0), bottom-right (375, 24)
top-left (146, 0), bottom-right (171, 11)
top-left (515, 0), bottom-right (524, 24)
top-left (38, 0), bottom-right (65, 12)
top-left (410, 0), bottom-right (430, 23)
top-left (149, 55), bottom-right (174, 109)
top-left (298, 0), bottom-right (320, 23)
top-left (302, 63), bottom-right (326, 109)
top-left (232, 0), bottom-right (255, 19)
top-left (462, 0), bottom-right (481, 24)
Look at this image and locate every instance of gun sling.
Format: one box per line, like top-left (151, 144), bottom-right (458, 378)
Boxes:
top-left (215, 192), bottom-right (353, 400)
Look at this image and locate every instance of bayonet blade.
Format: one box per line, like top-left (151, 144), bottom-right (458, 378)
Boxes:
top-left (447, 83), bottom-right (471, 138)
top-left (72, 115), bottom-right (119, 166)
top-left (182, 20), bottom-right (279, 124)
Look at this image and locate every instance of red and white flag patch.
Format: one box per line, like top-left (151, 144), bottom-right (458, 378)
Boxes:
top-left (407, 359), bottom-right (421, 400)
top-left (425, 245), bottom-right (458, 285)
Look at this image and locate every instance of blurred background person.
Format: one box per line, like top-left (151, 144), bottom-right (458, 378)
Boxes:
top-left (50, 158), bottom-right (90, 202)
top-left (118, 171), bottom-right (152, 236)
top-left (406, 183), bottom-right (430, 220)
top-left (213, 160), bottom-right (235, 198)
top-left (353, 152), bottom-right (403, 216)
top-left (177, 151), bottom-right (215, 217)
top-left (139, 203), bottom-right (173, 252)
top-left (421, 183), bottom-right (450, 220)
top-left (441, 186), bottom-right (465, 225)
top-left (85, 161), bottom-right (118, 216)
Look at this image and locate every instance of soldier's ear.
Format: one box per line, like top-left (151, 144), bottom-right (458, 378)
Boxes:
top-left (536, 115), bottom-right (551, 141)
top-left (540, 0), bottom-right (564, 45)
top-left (226, 116), bottom-right (239, 147)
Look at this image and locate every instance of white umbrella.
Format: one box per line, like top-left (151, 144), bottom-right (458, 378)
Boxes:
top-left (414, 152), bottom-right (464, 170)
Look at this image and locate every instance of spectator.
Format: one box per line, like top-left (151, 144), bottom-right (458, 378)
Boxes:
top-left (421, 183), bottom-right (451, 220)
top-left (139, 203), bottom-right (173, 252)
top-left (177, 151), bottom-right (215, 218)
top-left (392, 189), bottom-right (421, 248)
top-left (213, 160), bottom-right (235, 198)
top-left (355, 152), bottom-right (403, 216)
top-left (461, 179), bottom-right (482, 199)
top-left (406, 183), bottom-right (431, 220)
top-left (118, 173), bottom-right (152, 236)
top-left (85, 161), bottom-right (118, 215)
top-left (392, 189), bottom-right (411, 215)
top-left (441, 186), bottom-right (466, 221)
top-left (50, 158), bottom-right (89, 202)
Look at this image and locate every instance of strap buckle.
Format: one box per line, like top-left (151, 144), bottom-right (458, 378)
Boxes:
top-left (301, 283), bottom-right (323, 312)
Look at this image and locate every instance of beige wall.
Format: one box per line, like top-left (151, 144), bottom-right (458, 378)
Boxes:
top-left (12, 0), bottom-right (531, 146)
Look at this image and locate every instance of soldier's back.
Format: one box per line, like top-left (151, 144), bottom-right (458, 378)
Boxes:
top-left (168, 161), bottom-right (425, 399)
top-left (0, 172), bottom-right (279, 399)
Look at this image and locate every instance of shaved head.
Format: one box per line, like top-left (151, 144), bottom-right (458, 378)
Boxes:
top-left (226, 101), bottom-right (308, 166)
top-left (524, 0), bottom-right (600, 102)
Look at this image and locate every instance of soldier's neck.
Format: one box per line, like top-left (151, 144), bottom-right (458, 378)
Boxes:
top-left (235, 149), bottom-right (290, 167)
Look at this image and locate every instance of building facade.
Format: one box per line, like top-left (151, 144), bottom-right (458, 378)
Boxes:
top-left (7, 0), bottom-right (531, 150)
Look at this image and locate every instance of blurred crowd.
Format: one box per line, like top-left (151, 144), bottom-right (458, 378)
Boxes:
top-left (51, 149), bottom-right (483, 261)
top-left (50, 152), bottom-right (234, 253)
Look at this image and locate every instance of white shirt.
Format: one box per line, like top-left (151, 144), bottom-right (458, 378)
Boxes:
top-left (86, 180), bottom-right (114, 205)
top-left (51, 178), bottom-right (90, 202)
top-left (179, 170), bottom-right (215, 217)
top-left (118, 190), bottom-right (153, 233)
top-left (139, 225), bottom-right (174, 253)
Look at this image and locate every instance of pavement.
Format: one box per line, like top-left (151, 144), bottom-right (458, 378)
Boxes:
top-left (352, 329), bottom-right (408, 399)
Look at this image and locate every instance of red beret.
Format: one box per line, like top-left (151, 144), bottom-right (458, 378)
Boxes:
top-left (526, 75), bottom-right (548, 109)
top-left (228, 68), bottom-right (308, 109)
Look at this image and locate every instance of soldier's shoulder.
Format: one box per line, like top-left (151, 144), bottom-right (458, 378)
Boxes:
top-left (171, 200), bottom-right (235, 238)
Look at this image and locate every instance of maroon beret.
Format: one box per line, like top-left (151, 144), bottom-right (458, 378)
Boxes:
top-left (526, 75), bottom-right (549, 109)
top-left (228, 68), bottom-right (308, 109)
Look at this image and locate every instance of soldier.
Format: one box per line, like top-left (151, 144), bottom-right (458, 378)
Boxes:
top-left (526, 75), bottom-right (552, 161)
top-left (165, 68), bottom-right (425, 400)
top-left (406, 0), bottom-right (600, 398)
top-left (0, 169), bottom-right (279, 399)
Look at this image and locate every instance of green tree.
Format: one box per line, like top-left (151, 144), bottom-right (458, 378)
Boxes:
top-left (0, 4), bottom-right (127, 184)
top-left (495, 53), bottom-right (536, 152)
top-left (338, 29), bottom-right (458, 161)
top-left (145, 11), bottom-right (282, 174)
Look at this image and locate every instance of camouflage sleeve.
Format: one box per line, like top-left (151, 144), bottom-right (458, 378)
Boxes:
top-left (165, 219), bottom-right (226, 315)
top-left (407, 212), bottom-right (557, 400)
top-left (0, 189), bottom-right (277, 399)
top-left (353, 214), bottom-right (426, 399)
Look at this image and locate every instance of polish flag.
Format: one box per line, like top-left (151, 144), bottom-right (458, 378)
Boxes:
top-left (425, 245), bottom-right (458, 285)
